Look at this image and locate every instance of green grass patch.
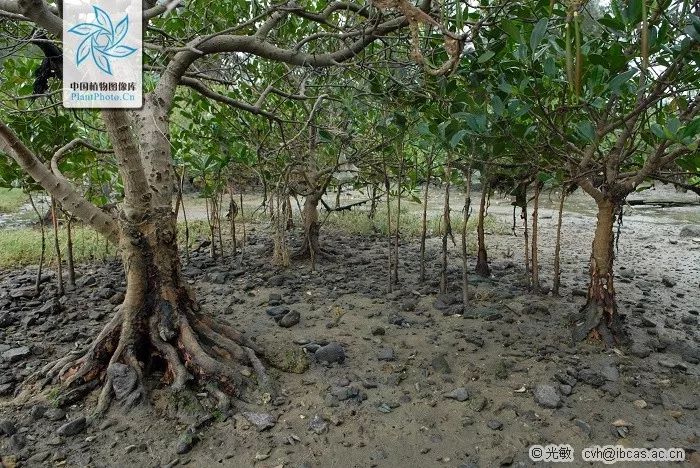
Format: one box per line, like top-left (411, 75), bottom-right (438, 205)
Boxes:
top-left (0, 188), bottom-right (28, 213)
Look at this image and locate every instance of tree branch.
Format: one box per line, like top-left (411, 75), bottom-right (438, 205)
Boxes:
top-left (0, 120), bottom-right (120, 243)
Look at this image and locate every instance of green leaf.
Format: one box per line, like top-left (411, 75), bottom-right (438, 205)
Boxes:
top-left (477, 50), bottom-right (496, 63)
top-left (650, 123), bottom-right (665, 139)
top-left (530, 18), bottom-right (549, 53)
top-left (576, 121), bottom-right (595, 142)
top-left (607, 69), bottom-right (637, 94)
top-left (491, 95), bottom-right (504, 116)
top-left (680, 117), bottom-right (700, 140)
top-left (450, 129), bottom-right (468, 148)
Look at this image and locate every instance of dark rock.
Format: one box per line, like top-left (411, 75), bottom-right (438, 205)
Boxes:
top-left (279, 310), bottom-right (300, 328)
top-left (679, 225), bottom-right (700, 237)
top-left (487, 419), bottom-right (503, 430)
top-left (661, 276), bottom-right (676, 288)
top-left (315, 342), bottom-right (345, 364)
top-left (0, 312), bottom-right (17, 328)
top-left (444, 387), bottom-right (470, 402)
top-left (1, 346), bottom-right (31, 363)
top-left (308, 414), bottom-right (328, 434)
top-left (430, 355), bottom-right (452, 374)
top-left (175, 431), bottom-right (199, 454)
top-left (107, 363), bottom-right (138, 400)
top-left (266, 306), bottom-right (290, 320)
top-left (533, 384), bottom-right (561, 408)
top-left (57, 417), bottom-right (86, 436)
top-left (44, 408), bottom-right (66, 421)
top-left (377, 347), bottom-right (395, 361)
top-left (371, 326), bottom-right (385, 336)
top-left (578, 369), bottom-right (607, 387)
top-left (0, 419), bottom-right (17, 436)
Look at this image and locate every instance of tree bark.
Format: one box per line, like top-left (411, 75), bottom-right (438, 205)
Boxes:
top-left (51, 197), bottom-right (64, 296)
top-left (530, 181), bottom-right (541, 291)
top-left (572, 198), bottom-right (626, 347)
top-left (419, 158), bottom-right (432, 283)
top-left (461, 167), bottom-right (472, 311)
top-left (553, 189), bottom-right (566, 295)
top-left (65, 214), bottom-right (76, 286)
top-left (475, 182), bottom-right (490, 277)
top-left (295, 192), bottom-right (325, 269)
top-left (440, 158), bottom-right (452, 294)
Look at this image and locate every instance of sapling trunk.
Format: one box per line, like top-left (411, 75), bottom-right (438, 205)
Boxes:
top-left (51, 197), bottom-right (64, 296)
top-left (419, 155), bottom-right (433, 283)
top-left (65, 214), bottom-right (76, 286)
top-left (475, 180), bottom-right (490, 277)
top-left (553, 188), bottom-right (566, 295)
top-left (28, 192), bottom-right (45, 295)
top-left (384, 165), bottom-right (393, 293)
top-left (531, 181), bottom-right (541, 291)
top-left (393, 149), bottom-right (404, 285)
top-left (440, 156), bottom-right (452, 294)
top-left (461, 167), bottom-right (472, 311)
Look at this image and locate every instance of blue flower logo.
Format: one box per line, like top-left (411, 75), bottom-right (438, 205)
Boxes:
top-left (67, 6), bottom-right (137, 75)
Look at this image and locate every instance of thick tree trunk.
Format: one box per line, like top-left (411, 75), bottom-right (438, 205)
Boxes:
top-left (36, 211), bottom-right (269, 413)
top-left (475, 183), bottom-right (490, 277)
top-left (294, 192), bottom-right (331, 267)
top-left (572, 199), bottom-right (626, 347)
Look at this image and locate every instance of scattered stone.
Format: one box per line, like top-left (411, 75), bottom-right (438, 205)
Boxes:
top-left (57, 417), bottom-right (86, 437)
top-left (661, 276), bottom-right (676, 288)
top-left (314, 342), bottom-right (345, 364)
top-left (377, 347), bottom-right (395, 361)
top-left (371, 326), bottom-right (385, 336)
top-left (633, 399), bottom-right (648, 409)
top-left (44, 408), bottom-right (66, 421)
top-left (308, 414), bottom-right (328, 434)
top-left (444, 387), bottom-right (470, 402)
top-left (175, 431), bottom-right (199, 454)
top-left (107, 363), bottom-right (138, 400)
top-left (430, 355), bottom-right (452, 374)
top-left (0, 420), bottom-right (17, 436)
top-left (1, 346), bottom-right (31, 363)
top-left (577, 369), bottom-right (607, 388)
top-left (679, 225), bottom-right (700, 237)
top-left (487, 419), bottom-right (503, 431)
top-left (279, 310), bottom-right (300, 328)
top-left (241, 412), bottom-right (276, 432)
top-left (266, 306), bottom-right (290, 320)
top-left (533, 384), bottom-right (561, 409)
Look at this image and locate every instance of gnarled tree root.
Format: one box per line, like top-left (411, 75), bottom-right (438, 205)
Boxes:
top-left (572, 302), bottom-right (629, 349)
top-left (27, 306), bottom-right (272, 415)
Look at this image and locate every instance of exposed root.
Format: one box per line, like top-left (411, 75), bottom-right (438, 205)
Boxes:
top-left (28, 305), bottom-right (272, 415)
top-left (572, 302), bottom-right (628, 349)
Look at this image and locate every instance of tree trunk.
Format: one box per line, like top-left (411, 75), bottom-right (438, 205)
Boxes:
top-left (419, 162), bottom-right (432, 283)
top-left (36, 210), bottom-right (270, 414)
top-left (51, 197), bottom-right (64, 296)
top-left (439, 159), bottom-right (452, 294)
top-left (572, 198), bottom-right (626, 347)
top-left (28, 192), bottom-right (45, 295)
top-left (553, 189), bottom-right (566, 295)
top-left (475, 182), bottom-right (490, 277)
top-left (294, 192), bottom-right (326, 269)
top-left (530, 182), bottom-right (541, 291)
top-left (461, 168), bottom-right (472, 311)
top-left (66, 215), bottom-right (76, 286)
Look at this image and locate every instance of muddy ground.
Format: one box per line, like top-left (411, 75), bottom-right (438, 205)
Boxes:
top-left (0, 186), bottom-right (699, 467)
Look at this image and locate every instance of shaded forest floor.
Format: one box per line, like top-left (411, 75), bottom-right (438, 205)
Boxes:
top-left (0, 186), bottom-right (699, 467)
